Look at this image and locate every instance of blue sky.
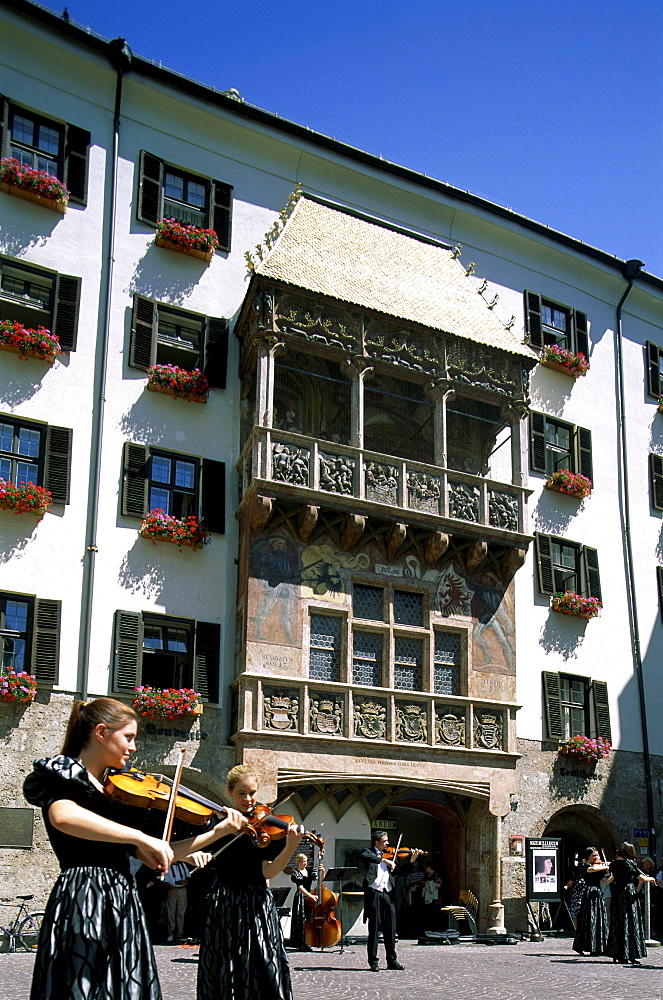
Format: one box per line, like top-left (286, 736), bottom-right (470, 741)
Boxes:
top-left (56, 0), bottom-right (663, 276)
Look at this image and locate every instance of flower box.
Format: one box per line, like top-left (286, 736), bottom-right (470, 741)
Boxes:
top-left (133, 686), bottom-right (202, 719)
top-left (1, 158), bottom-right (69, 213)
top-left (146, 365), bottom-right (208, 403)
top-left (551, 592), bottom-right (601, 619)
top-left (0, 668), bottom-right (38, 704)
top-left (540, 345), bottom-right (590, 378)
top-left (0, 320), bottom-right (62, 364)
top-left (558, 735), bottom-right (611, 762)
top-left (154, 219), bottom-right (219, 263)
top-left (0, 480), bottom-right (52, 517)
top-left (545, 470), bottom-right (592, 499)
top-left (140, 509), bottom-right (210, 550)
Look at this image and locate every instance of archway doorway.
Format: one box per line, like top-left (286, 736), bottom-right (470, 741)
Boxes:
top-left (544, 805), bottom-right (616, 877)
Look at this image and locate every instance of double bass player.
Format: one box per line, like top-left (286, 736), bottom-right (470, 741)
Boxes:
top-left (360, 830), bottom-right (423, 972)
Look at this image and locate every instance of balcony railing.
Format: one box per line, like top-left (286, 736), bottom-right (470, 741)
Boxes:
top-left (237, 426), bottom-right (529, 536)
top-left (232, 674), bottom-right (518, 755)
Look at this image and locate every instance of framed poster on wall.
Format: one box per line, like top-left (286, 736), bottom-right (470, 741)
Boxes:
top-left (526, 837), bottom-right (562, 902)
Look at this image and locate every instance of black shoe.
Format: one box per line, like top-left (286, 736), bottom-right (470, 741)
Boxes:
top-left (387, 961), bottom-right (405, 970)
top-left (369, 962), bottom-right (379, 972)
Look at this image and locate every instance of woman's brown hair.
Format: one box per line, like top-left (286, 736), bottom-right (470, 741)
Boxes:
top-left (226, 763), bottom-right (258, 791)
top-left (617, 841), bottom-right (637, 860)
top-left (61, 698), bottom-right (138, 758)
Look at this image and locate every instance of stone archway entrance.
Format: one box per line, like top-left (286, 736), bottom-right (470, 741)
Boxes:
top-left (543, 805), bottom-right (617, 874)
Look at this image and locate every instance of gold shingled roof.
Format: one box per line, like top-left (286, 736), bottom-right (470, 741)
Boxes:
top-left (256, 197), bottom-right (536, 360)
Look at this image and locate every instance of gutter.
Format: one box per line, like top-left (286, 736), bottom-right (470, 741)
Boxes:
top-left (614, 258), bottom-right (656, 859)
top-left (75, 37), bottom-right (132, 699)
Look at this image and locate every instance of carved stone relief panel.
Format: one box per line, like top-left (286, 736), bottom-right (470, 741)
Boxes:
top-left (354, 698), bottom-right (387, 740)
top-left (272, 443), bottom-right (310, 487)
top-left (365, 461), bottom-right (398, 505)
top-left (407, 470), bottom-right (441, 513)
top-left (445, 340), bottom-right (522, 398)
top-left (310, 695), bottom-right (344, 736)
top-left (263, 689), bottom-right (300, 732)
top-left (448, 481), bottom-right (480, 522)
top-left (434, 707), bottom-right (467, 747)
top-left (488, 490), bottom-right (519, 532)
top-left (319, 453), bottom-right (356, 495)
top-left (275, 290), bottom-right (360, 353)
top-left (473, 711), bottom-right (504, 751)
top-left (395, 702), bottom-right (428, 743)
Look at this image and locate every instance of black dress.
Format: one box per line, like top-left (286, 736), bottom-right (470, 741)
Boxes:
top-left (607, 858), bottom-right (647, 963)
top-left (23, 755), bottom-right (161, 1000)
top-left (197, 834), bottom-right (292, 1000)
top-left (289, 867), bottom-right (314, 948)
top-left (573, 867), bottom-right (608, 955)
top-left (567, 862), bottom-right (589, 920)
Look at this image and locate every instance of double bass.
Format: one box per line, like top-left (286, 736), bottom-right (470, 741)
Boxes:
top-left (304, 843), bottom-right (342, 949)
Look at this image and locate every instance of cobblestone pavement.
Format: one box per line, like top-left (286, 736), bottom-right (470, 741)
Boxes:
top-left (2, 936), bottom-right (663, 1000)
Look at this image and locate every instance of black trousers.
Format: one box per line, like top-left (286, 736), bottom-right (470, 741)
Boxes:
top-left (365, 887), bottom-right (397, 965)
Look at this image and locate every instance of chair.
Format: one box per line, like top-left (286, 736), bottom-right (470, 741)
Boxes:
top-left (439, 889), bottom-right (478, 936)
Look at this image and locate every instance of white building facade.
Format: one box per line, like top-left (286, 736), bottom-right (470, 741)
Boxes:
top-left (1, 0), bottom-right (662, 931)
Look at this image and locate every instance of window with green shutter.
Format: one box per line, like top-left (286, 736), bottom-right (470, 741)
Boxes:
top-left (534, 532), bottom-right (601, 600)
top-left (129, 294), bottom-right (228, 388)
top-left (1, 97), bottom-right (90, 205)
top-left (0, 256), bottom-right (81, 352)
top-left (529, 412), bottom-right (593, 481)
top-left (524, 291), bottom-right (589, 356)
top-left (646, 342), bottom-right (663, 399)
top-left (137, 150), bottom-right (233, 251)
top-left (543, 671), bottom-right (611, 742)
top-left (0, 415), bottom-right (72, 503)
top-left (649, 454), bottom-right (663, 511)
top-left (0, 592), bottom-right (61, 685)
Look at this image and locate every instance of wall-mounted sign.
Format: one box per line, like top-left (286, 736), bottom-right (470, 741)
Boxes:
top-left (0, 807), bottom-right (34, 849)
top-left (525, 837), bottom-right (562, 902)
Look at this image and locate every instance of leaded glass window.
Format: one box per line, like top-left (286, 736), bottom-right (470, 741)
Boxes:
top-left (309, 615), bottom-right (341, 682)
top-left (434, 631), bottom-right (460, 695)
top-left (352, 630), bottom-right (382, 687)
top-left (393, 590), bottom-right (423, 627)
top-left (394, 636), bottom-right (423, 690)
top-left (353, 584), bottom-right (384, 622)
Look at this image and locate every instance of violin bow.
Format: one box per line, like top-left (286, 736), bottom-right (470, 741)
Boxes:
top-left (162, 747), bottom-right (186, 844)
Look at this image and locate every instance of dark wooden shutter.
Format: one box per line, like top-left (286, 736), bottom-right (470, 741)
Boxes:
top-left (194, 621), bottom-right (221, 702)
top-left (203, 317), bottom-right (228, 389)
top-left (535, 532), bottom-right (555, 596)
top-left (113, 610), bottom-right (143, 692)
top-left (31, 598), bottom-right (61, 684)
top-left (575, 426), bottom-right (593, 483)
top-left (650, 453), bottom-right (663, 511)
top-left (542, 672), bottom-right (563, 740)
top-left (211, 180), bottom-right (233, 252)
top-left (137, 151), bottom-right (163, 226)
top-left (573, 310), bottom-right (589, 357)
top-left (529, 412), bottom-right (547, 474)
top-left (44, 425), bottom-right (73, 504)
top-left (592, 680), bottom-right (611, 742)
top-left (647, 342), bottom-right (662, 398)
top-left (582, 546), bottom-right (602, 602)
top-left (53, 273), bottom-right (81, 351)
top-left (64, 123), bottom-right (90, 205)
top-left (129, 294), bottom-right (156, 370)
top-left (0, 96), bottom-right (8, 158)
top-left (200, 459), bottom-right (225, 534)
top-left (524, 291), bottom-right (543, 349)
top-left (657, 566), bottom-right (663, 622)
top-left (122, 442), bottom-right (150, 518)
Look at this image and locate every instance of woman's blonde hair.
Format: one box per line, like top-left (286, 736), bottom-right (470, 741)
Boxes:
top-left (294, 853), bottom-right (308, 865)
top-left (62, 698), bottom-right (137, 758)
top-left (227, 763), bottom-right (259, 791)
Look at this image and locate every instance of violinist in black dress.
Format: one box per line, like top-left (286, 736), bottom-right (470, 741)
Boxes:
top-left (572, 847), bottom-right (610, 956)
top-left (23, 697), bottom-right (245, 1000)
top-left (607, 841), bottom-right (655, 965)
top-left (197, 763), bottom-right (304, 1000)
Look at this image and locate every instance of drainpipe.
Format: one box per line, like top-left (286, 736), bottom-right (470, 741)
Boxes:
top-left (613, 257), bottom-right (655, 857)
top-left (76, 38), bottom-right (132, 700)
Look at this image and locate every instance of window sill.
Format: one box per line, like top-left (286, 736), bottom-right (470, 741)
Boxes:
top-left (147, 382), bottom-right (207, 404)
top-left (1, 181), bottom-right (67, 214)
top-left (0, 341), bottom-right (55, 365)
top-left (155, 235), bottom-right (213, 263)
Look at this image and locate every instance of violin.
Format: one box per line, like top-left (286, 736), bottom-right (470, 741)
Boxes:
top-left (105, 768), bottom-right (228, 827)
top-left (244, 803), bottom-right (323, 849)
top-left (304, 842), bottom-right (342, 949)
top-left (381, 846), bottom-right (427, 862)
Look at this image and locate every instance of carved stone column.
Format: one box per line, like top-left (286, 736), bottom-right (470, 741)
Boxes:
top-left (256, 334), bottom-right (284, 428)
top-left (345, 355), bottom-right (373, 449)
top-left (428, 380), bottom-right (454, 469)
top-left (486, 812), bottom-right (507, 935)
top-left (506, 402), bottom-right (528, 489)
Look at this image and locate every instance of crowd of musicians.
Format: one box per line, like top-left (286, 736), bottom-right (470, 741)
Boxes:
top-left (21, 697), bottom-right (663, 1000)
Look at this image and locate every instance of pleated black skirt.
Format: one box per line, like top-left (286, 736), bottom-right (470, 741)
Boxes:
top-left (197, 883), bottom-right (292, 1000)
top-left (607, 883), bottom-right (647, 963)
top-left (30, 866), bottom-right (161, 1000)
top-left (573, 885), bottom-right (608, 955)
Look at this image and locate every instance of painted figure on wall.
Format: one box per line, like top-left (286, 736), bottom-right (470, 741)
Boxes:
top-left (250, 536), bottom-right (301, 644)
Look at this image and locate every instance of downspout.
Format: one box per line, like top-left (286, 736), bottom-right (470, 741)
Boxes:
top-left (614, 257), bottom-right (655, 857)
top-left (76, 38), bottom-right (132, 700)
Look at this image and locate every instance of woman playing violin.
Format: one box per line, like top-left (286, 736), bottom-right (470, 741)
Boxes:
top-left (23, 697), bottom-right (246, 1000)
top-left (197, 763), bottom-right (304, 1000)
